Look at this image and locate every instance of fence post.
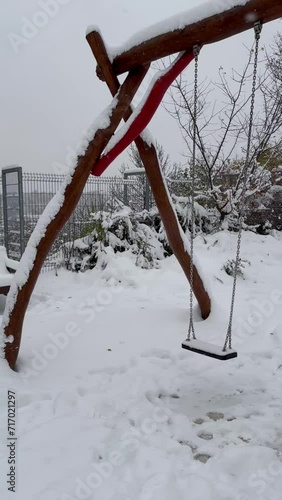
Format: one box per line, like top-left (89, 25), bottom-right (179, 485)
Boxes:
top-left (2, 166), bottom-right (25, 259)
top-left (123, 173), bottom-right (129, 206)
top-left (124, 169), bottom-right (152, 210)
top-left (145, 175), bottom-right (150, 211)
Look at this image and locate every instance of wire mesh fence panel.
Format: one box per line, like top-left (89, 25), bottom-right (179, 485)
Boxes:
top-left (2, 167), bottom-right (25, 259)
top-left (0, 171), bottom-right (152, 270)
top-left (123, 171), bottom-right (154, 211)
top-left (166, 179), bottom-right (191, 198)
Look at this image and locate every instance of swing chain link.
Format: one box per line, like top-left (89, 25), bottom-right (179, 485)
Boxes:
top-left (223, 21), bottom-right (262, 351)
top-left (188, 45), bottom-right (200, 341)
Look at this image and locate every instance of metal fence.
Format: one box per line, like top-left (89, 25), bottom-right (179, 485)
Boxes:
top-left (0, 170), bottom-right (154, 269)
top-left (1, 167), bottom-right (279, 275)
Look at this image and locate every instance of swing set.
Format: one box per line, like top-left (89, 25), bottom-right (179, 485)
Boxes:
top-left (2, 0), bottom-right (282, 370)
top-left (182, 22), bottom-right (262, 361)
top-left (90, 19), bottom-right (262, 361)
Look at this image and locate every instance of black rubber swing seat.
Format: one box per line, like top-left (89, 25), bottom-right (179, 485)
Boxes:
top-left (182, 339), bottom-right (238, 361)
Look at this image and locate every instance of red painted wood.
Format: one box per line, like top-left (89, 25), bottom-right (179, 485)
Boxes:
top-left (87, 30), bottom-right (211, 320)
top-left (91, 51), bottom-right (194, 176)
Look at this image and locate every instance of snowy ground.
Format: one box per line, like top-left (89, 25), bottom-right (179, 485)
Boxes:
top-left (0, 231), bottom-right (282, 500)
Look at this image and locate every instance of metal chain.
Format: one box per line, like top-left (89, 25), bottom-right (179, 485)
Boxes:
top-left (188, 45), bottom-right (200, 341)
top-left (223, 21), bottom-right (262, 351)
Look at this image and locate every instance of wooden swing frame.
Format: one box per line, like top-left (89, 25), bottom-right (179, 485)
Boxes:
top-left (2, 0), bottom-right (282, 370)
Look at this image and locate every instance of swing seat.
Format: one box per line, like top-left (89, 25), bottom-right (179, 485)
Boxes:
top-left (182, 339), bottom-right (237, 361)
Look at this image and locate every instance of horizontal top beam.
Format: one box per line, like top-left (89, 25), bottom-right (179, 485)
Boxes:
top-left (108, 0), bottom-right (282, 76)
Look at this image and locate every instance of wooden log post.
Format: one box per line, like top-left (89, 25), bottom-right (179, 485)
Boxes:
top-left (109, 0), bottom-right (282, 76)
top-left (3, 66), bottom-right (148, 370)
top-left (87, 31), bottom-right (211, 319)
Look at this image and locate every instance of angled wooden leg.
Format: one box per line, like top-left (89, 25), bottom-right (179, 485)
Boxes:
top-left (86, 31), bottom-right (211, 320)
top-left (3, 66), bottom-right (148, 370)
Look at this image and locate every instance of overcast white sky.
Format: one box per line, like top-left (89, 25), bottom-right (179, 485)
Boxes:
top-left (0, 0), bottom-right (281, 175)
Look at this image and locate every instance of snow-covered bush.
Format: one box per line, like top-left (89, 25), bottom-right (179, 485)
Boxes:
top-left (58, 192), bottom-right (225, 273)
top-left (222, 258), bottom-right (250, 279)
top-left (59, 205), bottom-right (167, 272)
top-left (172, 195), bottom-right (219, 234)
top-left (58, 175), bottom-right (281, 274)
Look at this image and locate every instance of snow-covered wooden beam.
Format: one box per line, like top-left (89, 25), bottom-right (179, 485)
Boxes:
top-left (2, 66), bottom-right (148, 370)
top-left (87, 30), bottom-right (211, 319)
top-left (96, 0), bottom-right (282, 77)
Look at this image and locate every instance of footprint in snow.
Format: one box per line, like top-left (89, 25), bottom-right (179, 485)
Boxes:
top-left (193, 412), bottom-right (224, 425)
top-left (197, 431), bottom-right (214, 441)
top-left (206, 411), bottom-right (225, 421)
top-left (179, 440), bottom-right (212, 463)
top-left (193, 417), bottom-right (205, 425)
top-left (194, 453), bottom-right (212, 463)
top-left (179, 440), bottom-right (198, 453)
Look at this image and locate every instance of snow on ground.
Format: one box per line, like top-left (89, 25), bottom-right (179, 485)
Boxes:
top-left (0, 231), bottom-right (282, 500)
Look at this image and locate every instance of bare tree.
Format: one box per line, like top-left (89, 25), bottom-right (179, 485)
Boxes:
top-left (268, 33), bottom-right (282, 83)
top-left (125, 141), bottom-right (171, 174)
top-left (164, 37), bottom-right (282, 223)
